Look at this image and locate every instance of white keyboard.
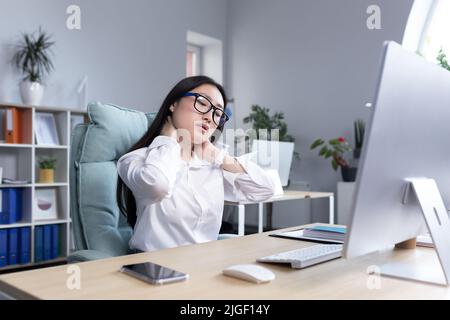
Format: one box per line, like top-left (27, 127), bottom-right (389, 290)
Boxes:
top-left (257, 244), bottom-right (343, 269)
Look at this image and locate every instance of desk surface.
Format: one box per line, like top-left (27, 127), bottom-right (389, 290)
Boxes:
top-left (0, 224), bottom-right (449, 300)
top-left (225, 190), bottom-right (333, 205)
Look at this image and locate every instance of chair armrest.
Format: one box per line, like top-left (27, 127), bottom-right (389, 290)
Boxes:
top-left (67, 250), bottom-right (115, 263)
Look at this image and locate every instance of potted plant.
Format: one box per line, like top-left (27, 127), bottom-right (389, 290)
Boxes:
top-left (310, 136), bottom-right (356, 182)
top-left (12, 27), bottom-right (55, 105)
top-left (243, 104), bottom-right (298, 186)
top-left (38, 156), bottom-right (57, 183)
top-left (353, 119), bottom-right (366, 159)
top-left (437, 48), bottom-right (450, 71)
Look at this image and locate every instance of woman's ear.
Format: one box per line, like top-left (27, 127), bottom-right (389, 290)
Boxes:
top-left (170, 101), bottom-right (178, 113)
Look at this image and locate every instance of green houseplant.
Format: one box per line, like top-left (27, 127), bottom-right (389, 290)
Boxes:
top-left (310, 135), bottom-right (356, 182)
top-left (243, 104), bottom-right (298, 186)
top-left (437, 49), bottom-right (450, 71)
top-left (243, 104), bottom-right (299, 157)
top-left (38, 156), bottom-right (57, 183)
top-left (353, 119), bottom-right (366, 159)
top-left (243, 105), bottom-right (294, 142)
top-left (12, 27), bottom-right (55, 105)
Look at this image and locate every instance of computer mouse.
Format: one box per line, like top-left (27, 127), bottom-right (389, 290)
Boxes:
top-left (222, 264), bottom-right (275, 283)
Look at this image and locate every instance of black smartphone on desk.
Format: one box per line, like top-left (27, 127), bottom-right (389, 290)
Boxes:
top-left (120, 262), bottom-right (189, 285)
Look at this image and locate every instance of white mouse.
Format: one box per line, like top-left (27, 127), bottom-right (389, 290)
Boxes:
top-left (222, 264), bottom-right (275, 283)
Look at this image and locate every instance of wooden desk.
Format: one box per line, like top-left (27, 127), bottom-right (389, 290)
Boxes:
top-left (225, 190), bottom-right (334, 235)
top-left (0, 224), bottom-right (449, 300)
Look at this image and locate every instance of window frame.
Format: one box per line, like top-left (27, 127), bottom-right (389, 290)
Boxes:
top-left (187, 44), bottom-right (202, 77)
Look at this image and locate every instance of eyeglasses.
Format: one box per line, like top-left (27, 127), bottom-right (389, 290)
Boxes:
top-left (182, 92), bottom-right (229, 127)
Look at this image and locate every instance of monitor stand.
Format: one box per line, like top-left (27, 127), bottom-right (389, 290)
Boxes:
top-left (378, 178), bottom-right (450, 286)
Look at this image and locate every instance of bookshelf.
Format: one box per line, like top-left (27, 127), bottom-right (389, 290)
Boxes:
top-left (0, 102), bottom-right (88, 271)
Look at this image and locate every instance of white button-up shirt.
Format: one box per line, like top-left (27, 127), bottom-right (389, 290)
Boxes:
top-left (117, 135), bottom-right (275, 252)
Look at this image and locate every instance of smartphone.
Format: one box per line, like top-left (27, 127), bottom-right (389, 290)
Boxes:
top-left (120, 262), bottom-right (189, 285)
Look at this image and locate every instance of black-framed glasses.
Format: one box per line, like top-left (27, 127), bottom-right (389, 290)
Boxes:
top-left (182, 92), bottom-right (229, 127)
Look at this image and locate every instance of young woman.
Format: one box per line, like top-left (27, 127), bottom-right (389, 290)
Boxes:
top-left (116, 76), bottom-right (275, 252)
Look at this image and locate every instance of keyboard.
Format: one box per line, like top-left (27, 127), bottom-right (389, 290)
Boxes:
top-left (257, 244), bottom-right (343, 269)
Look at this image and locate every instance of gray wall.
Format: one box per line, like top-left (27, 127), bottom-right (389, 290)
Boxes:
top-left (226, 0), bottom-right (414, 227)
top-left (0, 0), bottom-right (228, 111)
top-left (0, 0), bottom-right (416, 229)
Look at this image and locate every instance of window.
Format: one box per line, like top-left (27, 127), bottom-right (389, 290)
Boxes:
top-left (186, 44), bottom-right (201, 77)
top-left (186, 31), bottom-right (223, 83)
top-left (419, 0), bottom-right (450, 63)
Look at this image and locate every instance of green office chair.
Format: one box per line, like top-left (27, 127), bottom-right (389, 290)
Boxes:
top-left (68, 101), bottom-right (153, 262)
top-left (68, 101), bottom-right (236, 263)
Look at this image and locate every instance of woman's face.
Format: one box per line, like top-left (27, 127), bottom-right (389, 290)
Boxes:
top-left (170, 84), bottom-right (225, 145)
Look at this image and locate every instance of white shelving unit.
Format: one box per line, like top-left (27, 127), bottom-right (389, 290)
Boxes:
top-left (0, 102), bottom-right (87, 271)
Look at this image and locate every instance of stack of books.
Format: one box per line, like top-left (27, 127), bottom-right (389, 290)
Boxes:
top-left (302, 226), bottom-right (346, 242)
top-left (270, 224), bottom-right (346, 244)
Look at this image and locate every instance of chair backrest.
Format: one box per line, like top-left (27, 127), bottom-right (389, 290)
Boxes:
top-left (70, 101), bottom-right (156, 256)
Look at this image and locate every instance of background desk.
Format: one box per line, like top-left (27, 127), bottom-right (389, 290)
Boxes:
top-left (225, 191), bottom-right (334, 235)
top-left (1, 223), bottom-right (449, 300)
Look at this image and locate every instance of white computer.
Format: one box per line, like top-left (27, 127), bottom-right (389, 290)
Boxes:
top-left (343, 41), bottom-right (450, 286)
top-left (258, 41), bottom-right (450, 278)
top-left (251, 139), bottom-right (294, 187)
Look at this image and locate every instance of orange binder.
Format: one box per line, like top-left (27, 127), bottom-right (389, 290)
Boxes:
top-left (5, 107), bottom-right (20, 144)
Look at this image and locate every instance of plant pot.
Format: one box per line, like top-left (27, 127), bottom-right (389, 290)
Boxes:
top-left (20, 81), bottom-right (44, 105)
top-left (341, 166), bottom-right (357, 182)
top-left (39, 169), bottom-right (54, 183)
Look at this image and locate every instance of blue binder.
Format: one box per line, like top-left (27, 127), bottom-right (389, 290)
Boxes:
top-left (34, 226), bottom-right (44, 262)
top-left (51, 224), bottom-right (59, 259)
top-left (18, 227), bottom-right (30, 264)
top-left (0, 190), bottom-right (5, 224)
top-left (16, 189), bottom-right (23, 222)
top-left (0, 188), bottom-right (22, 224)
top-left (0, 229), bottom-right (7, 267)
top-left (43, 225), bottom-right (52, 261)
top-left (7, 228), bottom-right (18, 265)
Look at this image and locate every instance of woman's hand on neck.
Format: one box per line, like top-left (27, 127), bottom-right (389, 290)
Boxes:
top-left (161, 116), bottom-right (192, 161)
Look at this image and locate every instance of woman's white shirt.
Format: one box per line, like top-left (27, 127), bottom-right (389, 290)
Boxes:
top-left (116, 135), bottom-right (275, 252)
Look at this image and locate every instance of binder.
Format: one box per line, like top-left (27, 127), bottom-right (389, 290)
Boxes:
top-left (7, 228), bottom-right (18, 265)
top-left (0, 188), bottom-right (22, 224)
top-left (43, 225), bottom-right (52, 261)
top-left (16, 188), bottom-right (23, 222)
top-left (34, 226), bottom-right (44, 262)
top-left (5, 107), bottom-right (20, 144)
top-left (51, 224), bottom-right (59, 259)
top-left (0, 229), bottom-right (7, 267)
top-left (18, 227), bottom-right (30, 264)
top-left (0, 189), bottom-right (4, 224)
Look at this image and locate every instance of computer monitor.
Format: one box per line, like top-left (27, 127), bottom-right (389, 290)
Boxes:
top-left (251, 139), bottom-right (294, 187)
top-left (343, 41), bottom-right (450, 286)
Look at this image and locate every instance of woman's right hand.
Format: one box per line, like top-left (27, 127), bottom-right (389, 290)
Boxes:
top-left (161, 116), bottom-right (178, 140)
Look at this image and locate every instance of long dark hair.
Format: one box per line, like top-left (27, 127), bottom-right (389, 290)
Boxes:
top-left (116, 76), bottom-right (228, 228)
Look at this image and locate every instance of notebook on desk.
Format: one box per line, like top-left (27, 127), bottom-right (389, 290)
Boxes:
top-left (270, 225), bottom-right (346, 244)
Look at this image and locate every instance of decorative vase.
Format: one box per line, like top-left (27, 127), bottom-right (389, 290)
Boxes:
top-left (39, 169), bottom-right (54, 183)
top-left (341, 166), bottom-right (357, 182)
top-left (20, 81), bottom-right (44, 105)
